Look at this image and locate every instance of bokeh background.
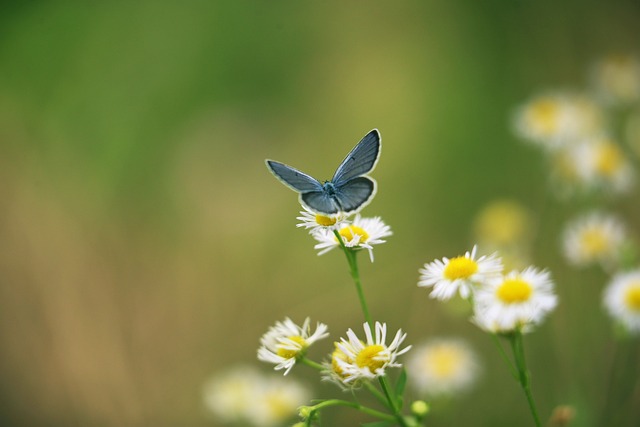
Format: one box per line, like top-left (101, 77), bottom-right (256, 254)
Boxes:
top-left (1, 1), bottom-right (639, 426)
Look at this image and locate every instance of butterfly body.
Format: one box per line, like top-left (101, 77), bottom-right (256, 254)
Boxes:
top-left (266, 129), bottom-right (381, 215)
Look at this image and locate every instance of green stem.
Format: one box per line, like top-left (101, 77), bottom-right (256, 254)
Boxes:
top-left (363, 381), bottom-right (391, 408)
top-left (379, 377), bottom-right (409, 427)
top-left (333, 229), bottom-right (373, 326)
top-left (300, 357), bottom-right (324, 371)
top-left (306, 399), bottom-right (396, 422)
top-left (491, 333), bottom-right (519, 380)
top-left (509, 331), bottom-right (542, 427)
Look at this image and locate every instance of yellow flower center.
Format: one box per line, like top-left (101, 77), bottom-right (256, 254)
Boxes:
top-left (474, 201), bottom-right (529, 245)
top-left (595, 142), bottom-right (623, 176)
top-left (580, 228), bottom-right (609, 257)
top-left (444, 256), bottom-right (478, 281)
top-left (624, 283), bottom-right (640, 312)
top-left (356, 344), bottom-right (388, 374)
top-left (316, 214), bottom-right (337, 227)
top-left (530, 98), bottom-right (560, 135)
top-left (496, 277), bottom-right (533, 304)
top-left (264, 392), bottom-right (294, 420)
top-left (425, 345), bottom-right (463, 379)
top-left (338, 225), bottom-right (369, 243)
top-left (331, 344), bottom-right (351, 379)
top-left (276, 335), bottom-right (307, 359)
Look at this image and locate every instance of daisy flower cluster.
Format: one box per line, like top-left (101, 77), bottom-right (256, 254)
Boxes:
top-left (256, 317), bottom-right (410, 389)
top-left (297, 205), bottom-right (392, 262)
top-left (406, 338), bottom-right (480, 397)
top-left (202, 366), bottom-right (310, 427)
top-left (418, 245), bottom-right (558, 334)
top-left (513, 54), bottom-right (640, 198)
top-left (511, 55), bottom-right (640, 336)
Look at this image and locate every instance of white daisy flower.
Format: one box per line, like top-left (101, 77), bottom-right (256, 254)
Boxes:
top-left (258, 317), bottom-right (329, 375)
top-left (202, 366), bottom-right (263, 425)
top-left (335, 322), bottom-right (411, 384)
top-left (312, 215), bottom-right (392, 261)
top-left (473, 267), bottom-right (558, 333)
top-left (590, 54), bottom-right (640, 106)
top-left (202, 366), bottom-right (311, 427)
top-left (418, 245), bottom-right (503, 300)
top-left (406, 338), bottom-right (480, 397)
top-left (296, 205), bottom-right (347, 232)
top-left (562, 212), bottom-right (626, 269)
top-left (603, 270), bottom-right (640, 333)
top-left (322, 341), bottom-right (360, 389)
top-left (250, 376), bottom-right (311, 427)
top-left (572, 136), bottom-right (634, 194)
top-left (513, 92), bottom-right (604, 150)
top-left (547, 137), bottom-right (634, 198)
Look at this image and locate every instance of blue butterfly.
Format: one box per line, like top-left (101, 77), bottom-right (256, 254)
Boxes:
top-left (265, 129), bottom-right (381, 215)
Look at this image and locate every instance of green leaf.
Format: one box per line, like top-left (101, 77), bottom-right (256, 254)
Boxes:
top-left (395, 368), bottom-right (407, 397)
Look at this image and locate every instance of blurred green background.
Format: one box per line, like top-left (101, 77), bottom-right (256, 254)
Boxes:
top-left (1, 1), bottom-right (639, 426)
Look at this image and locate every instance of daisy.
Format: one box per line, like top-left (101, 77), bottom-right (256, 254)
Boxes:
top-left (250, 376), bottom-right (311, 427)
top-left (590, 54), bottom-right (640, 106)
top-left (258, 317), bottom-right (329, 375)
top-left (406, 338), bottom-right (480, 397)
top-left (473, 267), bottom-right (558, 333)
top-left (562, 212), bottom-right (626, 268)
top-left (312, 215), bottom-right (392, 261)
top-left (572, 136), bottom-right (634, 194)
top-left (418, 245), bottom-right (503, 300)
top-left (603, 270), bottom-right (640, 333)
top-left (335, 322), bottom-right (411, 383)
top-left (473, 200), bottom-right (533, 247)
top-left (296, 205), bottom-right (347, 232)
top-left (202, 366), bottom-right (264, 424)
top-left (512, 92), bottom-right (604, 150)
top-left (322, 341), bottom-right (360, 389)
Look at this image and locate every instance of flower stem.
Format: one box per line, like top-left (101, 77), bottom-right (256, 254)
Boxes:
top-left (379, 377), bottom-right (409, 427)
top-left (333, 230), bottom-right (373, 326)
top-left (305, 399), bottom-right (396, 422)
top-left (491, 333), bottom-right (519, 381)
top-left (300, 357), bottom-right (324, 371)
top-left (508, 331), bottom-right (542, 427)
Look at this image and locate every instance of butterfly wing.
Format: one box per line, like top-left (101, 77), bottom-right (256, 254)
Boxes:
top-left (331, 129), bottom-right (381, 186)
top-left (266, 160), bottom-right (323, 193)
top-left (300, 191), bottom-right (341, 215)
top-left (333, 176), bottom-right (377, 213)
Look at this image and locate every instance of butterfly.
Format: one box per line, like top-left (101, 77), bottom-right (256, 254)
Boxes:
top-left (265, 129), bottom-right (381, 215)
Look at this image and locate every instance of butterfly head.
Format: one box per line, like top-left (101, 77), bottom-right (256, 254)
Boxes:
top-left (322, 181), bottom-right (337, 196)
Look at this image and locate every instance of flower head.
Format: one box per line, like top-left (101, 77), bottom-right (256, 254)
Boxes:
top-left (513, 92), bottom-right (604, 150)
top-left (258, 317), bottom-right (329, 375)
top-left (203, 367), bottom-right (311, 427)
top-left (573, 137), bottom-right (634, 194)
top-left (548, 137), bottom-right (635, 197)
top-left (296, 205), bottom-right (347, 232)
top-left (473, 267), bottom-right (558, 333)
top-left (406, 338), bottom-right (480, 397)
top-left (334, 322), bottom-right (410, 384)
top-left (252, 377), bottom-right (311, 427)
top-left (322, 341), bottom-right (360, 389)
top-left (473, 200), bottom-right (534, 247)
top-left (562, 212), bottom-right (626, 268)
top-left (590, 54), bottom-right (640, 105)
top-left (202, 366), bottom-right (262, 424)
top-left (418, 245), bottom-right (503, 300)
top-left (312, 215), bottom-right (392, 261)
top-left (604, 270), bottom-right (640, 333)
